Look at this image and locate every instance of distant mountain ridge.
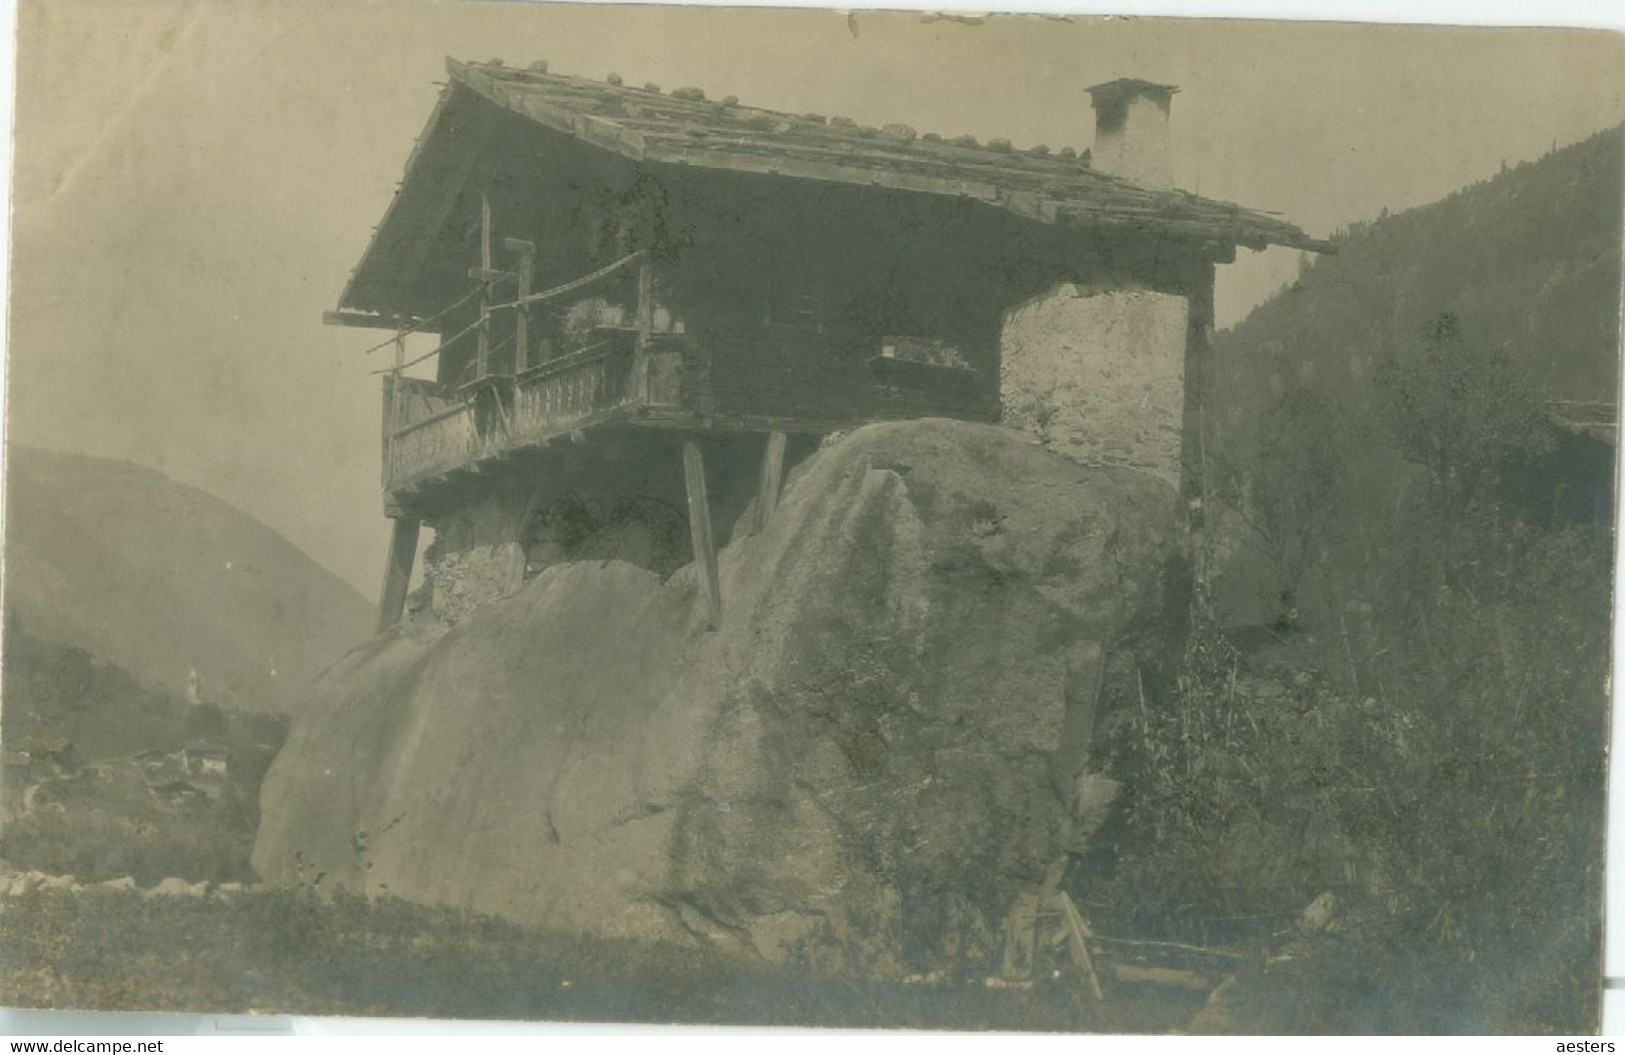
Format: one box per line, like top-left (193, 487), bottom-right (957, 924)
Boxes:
top-left (1217, 124), bottom-right (1623, 405)
top-left (4, 446), bottom-right (374, 715)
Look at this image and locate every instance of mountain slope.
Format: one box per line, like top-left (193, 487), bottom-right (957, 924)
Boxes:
top-left (1205, 124), bottom-right (1621, 627)
top-left (4, 447), bottom-right (375, 714)
top-left (1216, 124), bottom-right (1623, 406)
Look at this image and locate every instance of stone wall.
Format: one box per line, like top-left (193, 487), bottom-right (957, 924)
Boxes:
top-left (999, 284), bottom-right (1190, 491)
top-left (416, 541), bottom-right (525, 626)
top-left (408, 485), bottom-right (529, 626)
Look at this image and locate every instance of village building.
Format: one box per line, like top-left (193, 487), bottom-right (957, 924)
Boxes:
top-left (147, 779), bottom-right (216, 806)
top-left (1539, 399), bottom-right (1618, 526)
top-left (330, 59), bottom-right (1330, 629)
top-left (181, 742), bottom-right (231, 780)
top-left (133, 747), bottom-right (172, 773)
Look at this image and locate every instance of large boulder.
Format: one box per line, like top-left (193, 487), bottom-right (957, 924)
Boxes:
top-left (253, 419), bottom-right (1185, 974)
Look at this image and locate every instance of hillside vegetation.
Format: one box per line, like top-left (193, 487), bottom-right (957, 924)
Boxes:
top-left (1216, 124), bottom-right (1622, 407)
top-left (1073, 127), bottom-right (1621, 1031)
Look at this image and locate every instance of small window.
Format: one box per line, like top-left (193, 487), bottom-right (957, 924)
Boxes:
top-left (765, 276), bottom-right (826, 332)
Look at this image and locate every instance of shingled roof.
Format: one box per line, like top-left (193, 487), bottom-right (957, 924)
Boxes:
top-left (340, 58), bottom-right (1331, 314)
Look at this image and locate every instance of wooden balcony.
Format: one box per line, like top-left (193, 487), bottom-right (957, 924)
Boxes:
top-left (383, 333), bottom-right (646, 497)
top-left (380, 323), bottom-right (995, 510)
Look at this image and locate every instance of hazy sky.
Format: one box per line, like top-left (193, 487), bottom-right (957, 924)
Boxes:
top-left (8, 1), bottom-right (1624, 595)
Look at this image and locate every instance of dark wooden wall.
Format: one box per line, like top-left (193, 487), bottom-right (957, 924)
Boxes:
top-left (413, 95), bottom-right (1225, 428)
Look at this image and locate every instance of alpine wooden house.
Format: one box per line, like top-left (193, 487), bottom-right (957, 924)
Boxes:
top-left (332, 58), bottom-right (1329, 631)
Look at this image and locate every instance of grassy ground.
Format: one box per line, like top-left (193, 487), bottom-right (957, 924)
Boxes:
top-left (2, 763), bottom-right (258, 887)
top-left (0, 886), bottom-right (1203, 1031)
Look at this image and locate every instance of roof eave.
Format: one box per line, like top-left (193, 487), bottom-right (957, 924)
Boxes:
top-left (450, 57), bottom-right (1333, 254)
top-left (336, 78), bottom-right (462, 313)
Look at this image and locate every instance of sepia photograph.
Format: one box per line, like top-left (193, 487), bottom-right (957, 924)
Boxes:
top-left (0, 0), bottom-right (1620, 1035)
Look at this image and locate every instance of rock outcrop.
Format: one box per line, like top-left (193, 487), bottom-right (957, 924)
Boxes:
top-left (253, 419), bottom-right (1185, 974)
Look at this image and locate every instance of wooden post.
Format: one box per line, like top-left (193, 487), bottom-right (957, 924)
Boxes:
top-left (392, 332), bottom-right (405, 431)
top-left (998, 890), bottom-right (1043, 981)
top-left (751, 430), bottom-right (788, 534)
top-left (382, 333), bottom-right (405, 491)
top-left (505, 238), bottom-right (536, 374)
top-left (1182, 261), bottom-right (1217, 620)
top-left (682, 438), bottom-right (722, 631)
top-left (630, 252), bottom-right (653, 404)
top-left (476, 193), bottom-right (492, 380)
top-left (380, 376), bottom-right (395, 491)
top-left (1057, 891), bottom-right (1106, 1003)
top-left (376, 517), bottom-right (421, 633)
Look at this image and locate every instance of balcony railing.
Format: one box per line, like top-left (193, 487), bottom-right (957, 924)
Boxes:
top-left (383, 336), bottom-right (641, 493)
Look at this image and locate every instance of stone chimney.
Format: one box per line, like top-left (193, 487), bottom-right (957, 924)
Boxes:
top-left (1087, 79), bottom-right (1178, 190)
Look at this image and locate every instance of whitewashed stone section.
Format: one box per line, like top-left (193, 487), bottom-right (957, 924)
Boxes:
top-left (1000, 285), bottom-right (1189, 490)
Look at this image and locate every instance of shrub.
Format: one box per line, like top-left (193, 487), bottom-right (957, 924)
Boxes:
top-left (1091, 309), bottom-right (1611, 1031)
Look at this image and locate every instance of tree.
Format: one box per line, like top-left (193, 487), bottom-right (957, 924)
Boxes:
top-left (1208, 381), bottom-right (1358, 621)
top-left (1377, 313), bottom-right (1555, 509)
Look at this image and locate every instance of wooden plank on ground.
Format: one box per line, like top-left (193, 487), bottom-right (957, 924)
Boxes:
top-left (1057, 890), bottom-right (1105, 1002)
top-left (1105, 963), bottom-right (1214, 992)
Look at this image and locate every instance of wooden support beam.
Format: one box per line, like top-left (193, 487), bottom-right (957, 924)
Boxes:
top-left (376, 517), bottom-right (421, 633)
top-left (508, 239), bottom-right (535, 374)
top-left (750, 430), bottom-right (788, 534)
top-left (1181, 262), bottom-right (1217, 619)
top-left (636, 254), bottom-right (654, 339)
top-left (476, 193), bottom-right (492, 380)
top-left (324, 310), bottom-right (427, 331)
top-left (682, 438), bottom-right (722, 631)
top-left (381, 334), bottom-right (407, 492)
top-left (380, 375), bottom-right (395, 491)
top-left (630, 254), bottom-right (654, 404)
